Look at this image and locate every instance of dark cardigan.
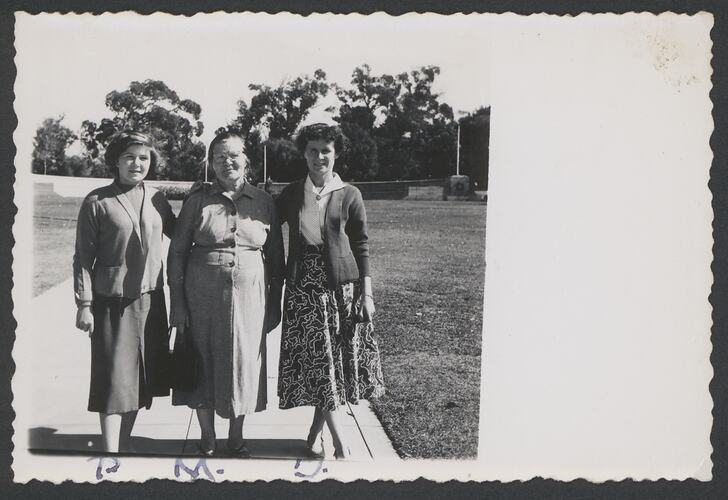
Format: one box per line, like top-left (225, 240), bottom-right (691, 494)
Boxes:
top-left (73, 182), bottom-right (175, 305)
top-left (275, 178), bottom-right (370, 289)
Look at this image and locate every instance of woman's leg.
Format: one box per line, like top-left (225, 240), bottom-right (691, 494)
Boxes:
top-left (196, 409), bottom-right (216, 452)
top-left (119, 410), bottom-right (138, 452)
top-left (308, 407), bottom-right (326, 446)
top-left (99, 413), bottom-right (122, 453)
top-left (323, 408), bottom-right (350, 459)
top-left (227, 415), bottom-right (246, 450)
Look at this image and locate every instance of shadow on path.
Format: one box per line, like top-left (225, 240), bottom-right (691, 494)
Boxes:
top-left (29, 427), bottom-right (315, 460)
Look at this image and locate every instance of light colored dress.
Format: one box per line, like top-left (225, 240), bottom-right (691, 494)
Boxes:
top-left (168, 180), bottom-right (284, 418)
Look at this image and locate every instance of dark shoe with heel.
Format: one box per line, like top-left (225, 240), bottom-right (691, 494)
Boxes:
top-left (197, 441), bottom-right (216, 457)
top-left (306, 433), bottom-right (325, 458)
top-left (227, 439), bottom-right (250, 457)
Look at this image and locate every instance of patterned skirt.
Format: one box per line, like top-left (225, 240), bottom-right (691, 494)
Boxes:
top-left (278, 245), bottom-right (385, 411)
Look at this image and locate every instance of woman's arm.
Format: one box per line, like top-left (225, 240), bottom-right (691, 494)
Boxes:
top-left (167, 194), bottom-right (198, 331)
top-left (73, 197), bottom-right (99, 334)
top-left (345, 188), bottom-right (375, 322)
top-left (345, 187), bottom-right (370, 278)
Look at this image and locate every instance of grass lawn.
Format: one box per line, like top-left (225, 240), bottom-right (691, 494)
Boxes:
top-left (365, 200), bottom-right (486, 458)
top-left (33, 184), bottom-right (83, 296)
top-left (33, 185), bottom-right (486, 459)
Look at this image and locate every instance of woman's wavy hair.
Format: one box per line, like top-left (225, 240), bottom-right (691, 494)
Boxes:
top-left (295, 123), bottom-right (348, 155)
top-left (104, 130), bottom-right (160, 177)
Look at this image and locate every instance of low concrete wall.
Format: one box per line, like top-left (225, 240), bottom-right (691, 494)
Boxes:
top-left (260, 180), bottom-right (446, 201)
top-left (34, 174), bottom-right (447, 201)
top-left (32, 174), bottom-right (194, 198)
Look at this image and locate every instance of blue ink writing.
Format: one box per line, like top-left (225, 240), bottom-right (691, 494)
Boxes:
top-left (174, 457), bottom-right (215, 481)
top-left (88, 456), bottom-right (120, 481)
top-left (294, 458), bottom-right (327, 478)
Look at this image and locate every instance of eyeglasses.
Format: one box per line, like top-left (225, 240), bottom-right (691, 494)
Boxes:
top-left (213, 152), bottom-right (245, 162)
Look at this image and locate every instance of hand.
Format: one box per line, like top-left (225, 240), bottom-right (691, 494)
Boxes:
top-left (358, 295), bottom-right (375, 323)
top-left (76, 306), bottom-right (94, 337)
top-left (170, 305), bottom-right (190, 332)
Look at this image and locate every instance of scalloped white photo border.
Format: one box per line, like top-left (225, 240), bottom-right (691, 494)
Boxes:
top-left (10, 11), bottom-right (714, 483)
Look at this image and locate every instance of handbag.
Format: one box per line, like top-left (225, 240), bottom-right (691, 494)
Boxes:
top-left (163, 327), bottom-right (199, 392)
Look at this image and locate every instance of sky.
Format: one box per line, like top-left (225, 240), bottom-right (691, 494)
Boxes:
top-left (14, 12), bottom-right (491, 157)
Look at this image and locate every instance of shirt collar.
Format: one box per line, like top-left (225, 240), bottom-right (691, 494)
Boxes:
top-left (304, 173), bottom-right (345, 198)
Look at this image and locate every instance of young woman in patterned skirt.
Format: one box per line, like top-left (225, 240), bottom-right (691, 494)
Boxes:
top-left (276, 123), bottom-right (385, 459)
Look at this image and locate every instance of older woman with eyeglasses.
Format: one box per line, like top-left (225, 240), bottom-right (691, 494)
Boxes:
top-left (168, 130), bottom-right (284, 456)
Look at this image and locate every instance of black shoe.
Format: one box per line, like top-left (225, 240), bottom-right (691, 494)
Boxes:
top-left (197, 442), bottom-right (216, 456)
top-left (306, 434), bottom-right (325, 458)
top-left (227, 440), bottom-right (250, 458)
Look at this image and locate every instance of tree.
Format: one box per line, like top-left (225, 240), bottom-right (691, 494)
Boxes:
top-left (458, 107), bottom-right (490, 189)
top-left (335, 64), bottom-right (390, 132)
top-left (81, 80), bottom-right (206, 180)
top-left (63, 154), bottom-right (102, 178)
top-left (336, 65), bottom-right (457, 180)
top-left (337, 122), bottom-right (379, 181)
top-left (264, 138), bottom-right (306, 183)
top-left (231, 69), bottom-right (330, 140)
top-left (31, 116), bottom-right (76, 175)
top-left (228, 71), bottom-right (330, 182)
top-left (379, 66), bottom-right (456, 179)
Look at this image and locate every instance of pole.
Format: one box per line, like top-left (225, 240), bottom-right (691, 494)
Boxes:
top-left (264, 144), bottom-right (267, 181)
top-left (456, 122), bottom-right (461, 176)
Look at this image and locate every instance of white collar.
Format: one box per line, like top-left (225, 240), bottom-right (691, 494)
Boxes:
top-left (305, 173), bottom-right (345, 198)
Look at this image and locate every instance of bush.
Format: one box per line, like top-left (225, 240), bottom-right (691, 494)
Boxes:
top-left (62, 155), bottom-right (89, 177)
top-left (152, 183), bottom-right (191, 200)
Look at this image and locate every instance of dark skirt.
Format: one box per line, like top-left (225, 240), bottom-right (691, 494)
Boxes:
top-left (88, 290), bottom-right (169, 414)
top-left (278, 245), bottom-right (385, 411)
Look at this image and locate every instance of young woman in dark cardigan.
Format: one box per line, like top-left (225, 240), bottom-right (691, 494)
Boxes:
top-left (73, 131), bottom-right (175, 453)
top-left (276, 123), bottom-right (385, 459)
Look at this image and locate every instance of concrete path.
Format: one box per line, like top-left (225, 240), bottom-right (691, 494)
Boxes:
top-left (26, 278), bottom-right (398, 462)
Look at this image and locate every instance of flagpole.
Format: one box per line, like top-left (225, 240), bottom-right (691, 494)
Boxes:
top-left (456, 121), bottom-right (461, 176)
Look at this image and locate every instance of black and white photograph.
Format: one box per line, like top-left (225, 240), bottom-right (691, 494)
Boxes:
top-left (9, 10), bottom-right (715, 484)
top-left (12, 12), bottom-right (489, 481)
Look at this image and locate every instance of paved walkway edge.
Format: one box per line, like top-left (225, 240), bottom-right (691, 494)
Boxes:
top-left (23, 278), bottom-right (399, 462)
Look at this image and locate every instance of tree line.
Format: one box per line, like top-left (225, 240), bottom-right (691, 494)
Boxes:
top-left (32, 65), bottom-right (490, 184)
